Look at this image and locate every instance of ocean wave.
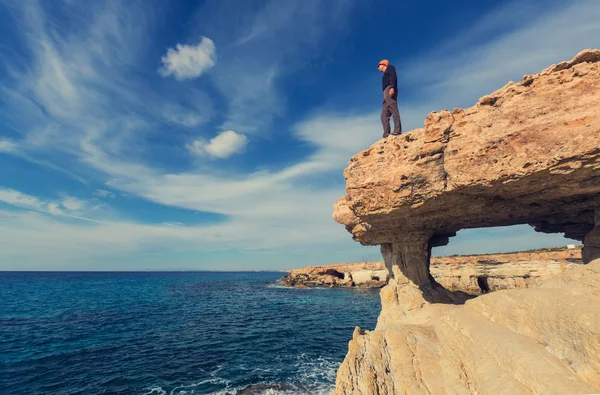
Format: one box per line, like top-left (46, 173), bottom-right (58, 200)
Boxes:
top-left (142, 387), bottom-right (167, 395)
top-left (143, 354), bottom-right (339, 395)
top-left (265, 283), bottom-right (329, 290)
top-left (143, 377), bottom-right (231, 395)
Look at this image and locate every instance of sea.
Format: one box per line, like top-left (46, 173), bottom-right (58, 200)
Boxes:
top-left (0, 271), bottom-right (381, 394)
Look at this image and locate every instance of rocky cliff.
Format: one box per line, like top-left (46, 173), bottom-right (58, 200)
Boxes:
top-left (281, 247), bottom-right (583, 293)
top-left (431, 246), bottom-right (582, 294)
top-left (332, 50), bottom-right (600, 394)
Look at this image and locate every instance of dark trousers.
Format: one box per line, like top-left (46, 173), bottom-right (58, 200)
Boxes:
top-left (381, 86), bottom-right (402, 137)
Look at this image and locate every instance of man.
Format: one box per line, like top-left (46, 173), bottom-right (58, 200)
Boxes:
top-left (378, 59), bottom-right (402, 138)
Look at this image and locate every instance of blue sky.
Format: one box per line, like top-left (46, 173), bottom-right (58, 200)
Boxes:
top-left (0, 0), bottom-right (598, 271)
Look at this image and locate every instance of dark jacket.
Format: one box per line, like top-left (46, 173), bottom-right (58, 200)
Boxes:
top-left (382, 64), bottom-right (398, 94)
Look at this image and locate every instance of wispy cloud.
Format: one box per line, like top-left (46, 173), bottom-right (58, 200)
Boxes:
top-left (0, 0), bottom-right (598, 269)
top-left (400, 0), bottom-right (600, 114)
top-left (195, 0), bottom-right (356, 134)
top-left (187, 130), bottom-right (248, 159)
top-left (0, 189), bottom-right (45, 212)
top-left (60, 196), bottom-right (86, 212)
top-left (0, 0), bottom-right (368, 267)
top-left (94, 189), bottom-right (116, 198)
top-left (1, 1), bottom-right (215, 174)
top-left (0, 206), bottom-right (375, 270)
top-left (161, 103), bottom-right (206, 128)
top-left (0, 188), bottom-right (90, 219)
top-left (159, 37), bottom-right (216, 81)
top-left (0, 139), bottom-right (16, 153)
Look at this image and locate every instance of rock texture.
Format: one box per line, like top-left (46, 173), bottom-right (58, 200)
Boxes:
top-left (332, 50), bottom-right (600, 394)
top-left (431, 246), bottom-right (582, 294)
top-left (336, 259), bottom-right (600, 395)
top-left (281, 261), bottom-right (388, 288)
top-left (333, 49), bottom-right (600, 255)
top-left (281, 247), bottom-right (583, 294)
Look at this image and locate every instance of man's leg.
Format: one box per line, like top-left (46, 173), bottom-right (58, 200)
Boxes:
top-left (380, 99), bottom-right (392, 138)
top-left (385, 92), bottom-right (402, 135)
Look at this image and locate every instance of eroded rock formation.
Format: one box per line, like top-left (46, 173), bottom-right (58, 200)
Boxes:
top-left (431, 247), bottom-right (582, 294)
top-left (281, 261), bottom-right (388, 288)
top-left (281, 247), bottom-right (582, 294)
top-left (332, 50), bottom-right (600, 394)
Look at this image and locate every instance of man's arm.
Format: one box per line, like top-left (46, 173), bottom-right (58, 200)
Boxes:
top-left (389, 65), bottom-right (398, 96)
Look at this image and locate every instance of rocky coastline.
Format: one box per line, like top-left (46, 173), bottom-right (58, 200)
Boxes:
top-left (331, 50), bottom-right (600, 394)
top-left (281, 261), bottom-right (388, 288)
top-left (281, 246), bottom-right (582, 293)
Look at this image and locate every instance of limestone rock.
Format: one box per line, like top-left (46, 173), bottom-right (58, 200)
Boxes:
top-left (332, 50), bottom-right (600, 394)
top-left (335, 259), bottom-right (600, 394)
top-left (280, 262), bottom-right (388, 288)
top-left (281, 247), bottom-right (583, 293)
top-left (431, 246), bottom-right (583, 294)
top-left (333, 49), bottom-right (600, 248)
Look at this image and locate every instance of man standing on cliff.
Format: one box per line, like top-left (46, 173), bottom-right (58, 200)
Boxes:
top-left (378, 59), bottom-right (402, 138)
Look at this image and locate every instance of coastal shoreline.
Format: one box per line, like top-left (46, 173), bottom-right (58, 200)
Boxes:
top-left (281, 246), bottom-right (582, 293)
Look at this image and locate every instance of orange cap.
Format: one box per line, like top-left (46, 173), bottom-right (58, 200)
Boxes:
top-left (378, 59), bottom-right (389, 67)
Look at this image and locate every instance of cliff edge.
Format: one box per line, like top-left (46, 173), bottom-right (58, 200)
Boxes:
top-left (332, 49), bottom-right (600, 394)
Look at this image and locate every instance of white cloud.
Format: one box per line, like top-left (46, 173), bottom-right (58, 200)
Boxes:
top-left (61, 196), bottom-right (86, 211)
top-left (198, 0), bottom-right (355, 134)
top-left (0, 207), bottom-right (372, 270)
top-left (187, 130), bottom-right (248, 159)
top-left (94, 189), bottom-right (116, 198)
top-left (162, 105), bottom-right (205, 127)
top-left (159, 37), bottom-right (216, 80)
top-left (0, 0), bottom-right (598, 269)
top-left (47, 202), bottom-right (65, 216)
top-left (0, 189), bottom-right (44, 212)
top-left (0, 139), bottom-right (16, 153)
top-left (216, 63), bottom-right (281, 134)
top-left (0, 189), bottom-right (90, 219)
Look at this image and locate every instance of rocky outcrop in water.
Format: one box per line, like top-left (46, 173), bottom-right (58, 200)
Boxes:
top-left (281, 247), bottom-right (583, 293)
top-left (281, 262), bottom-right (388, 288)
top-left (332, 49), bottom-right (600, 394)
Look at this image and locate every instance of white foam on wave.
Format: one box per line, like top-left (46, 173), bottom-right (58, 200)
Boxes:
top-left (265, 284), bottom-right (329, 291)
top-left (170, 377), bottom-right (231, 395)
top-left (210, 354), bottom-right (338, 395)
top-left (142, 388), bottom-right (167, 395)
top-left (144, 354), bottom-right (339, 395)
top-left (143, 377), bottom-right (231, 395)
top-left (207, 384), bottom-right (334, 395)
top-left (295, 353), bottom-right (339, 379)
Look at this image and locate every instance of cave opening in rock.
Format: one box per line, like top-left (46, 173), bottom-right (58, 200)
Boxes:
top-left (477, 276), bottom-right (490, 294)
top-left (426, 224), bottom-right (585, 297)
top-left (322, 269), bottom-right (344, 279)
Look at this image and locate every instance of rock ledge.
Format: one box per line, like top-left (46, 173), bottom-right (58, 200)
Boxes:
top-left (332, 50), bottom-right (600, 394)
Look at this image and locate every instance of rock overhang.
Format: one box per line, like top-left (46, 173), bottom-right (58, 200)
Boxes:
top-left (332, 50), bottom-right (600, 395)
top-left (333, 49), bottom-right (600, 246)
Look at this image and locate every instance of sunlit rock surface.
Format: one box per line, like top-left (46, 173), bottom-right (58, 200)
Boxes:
top-left (332, 50), bottom-right (600, 394)
top-left (281, 247), bottom-right (582, 294)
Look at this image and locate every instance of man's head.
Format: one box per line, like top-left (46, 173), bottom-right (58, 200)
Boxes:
top-left (377, 59), bottom-right (389, 73)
